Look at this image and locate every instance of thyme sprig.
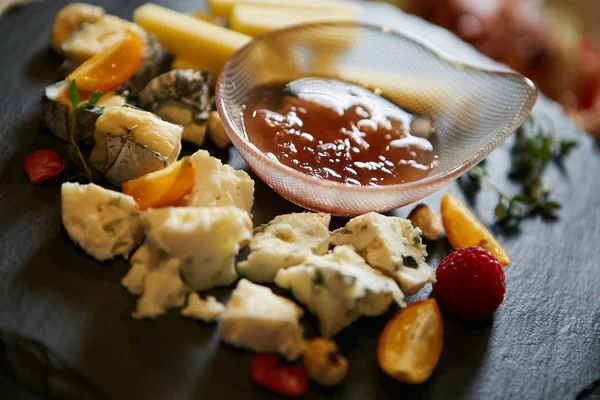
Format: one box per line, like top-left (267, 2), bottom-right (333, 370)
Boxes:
top-left (466, 115), bottom-right (578, 222)
top-left (67, 79), bottom-right (102, 183)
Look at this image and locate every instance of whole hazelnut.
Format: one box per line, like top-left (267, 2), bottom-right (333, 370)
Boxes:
top-left (408, 203), bottom-right (442, 241)
top-left (303, 338), bottom-right (348, 387)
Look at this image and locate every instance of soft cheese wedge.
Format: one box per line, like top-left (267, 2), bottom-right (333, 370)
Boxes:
top-left (134, 4), bottom-right (250, 75)
top-left (330, 213), bottom-right (434, 295)
top-left (90, 106), bottom-right (182, 186)
top-left (221, 279), bottom-right (306, 361)
top-left (237, 212), bottom-right (331, 282)
top-left (275, 246), bottom-right (405, 338)
top-left (175, 150), bottom-right (255, 212)
top-left (138, 70), bottom-right (212, 146)
top-left (61, 183), bottom-right (144, 261)
top-left (208, 0), bottom-right (357, 18)
top-left (230, 4), bottom-right (357, 37)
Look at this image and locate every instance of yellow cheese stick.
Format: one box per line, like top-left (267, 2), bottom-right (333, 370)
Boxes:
top-left (134, 3), bottom-right (250, 75)
top-left (208, 0), bottom-right (357, 18)
top-left (230, 4), bottom-right (357, 37)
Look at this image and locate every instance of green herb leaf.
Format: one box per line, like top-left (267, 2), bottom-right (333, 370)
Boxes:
top-left (540, 201), bottom-right (561, 213)
top-left (494, 203), bottom-right (508, 221)
top-left (559, 140), bottom-right (578, 156)
top-left (511, 195), bottom-right (536, 204)
top-left (68, 79), bottom-right (79, 110)
top-left (88, 91), bottom-right (103, 106)
top-left (402, 256), bottom-right (418, 268)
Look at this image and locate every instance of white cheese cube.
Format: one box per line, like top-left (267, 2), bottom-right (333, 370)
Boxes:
top-left (221, 279), bottom-right (306, 361)
top-left (275, 246), bottom-right (404, 338)
top-left (181, 293), bottom-right (224, 322)
top-left (237, 212), bottom-right (331, 282)
top-left (61, 183), bottom-right (143, 261)
top-left (142, 206), bottom-right (252, 291)
top-left (330, 212), bottom-right (434, 295)
top-left (175, 150), bottom-right (254, 212)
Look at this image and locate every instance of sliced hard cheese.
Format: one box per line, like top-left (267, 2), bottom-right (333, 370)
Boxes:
top-left (208, 0), bottom-right (356, 18)
top-left (230, 4), bottom-right (357, 37)
top-left (134, 4), bottom-right (250, 75)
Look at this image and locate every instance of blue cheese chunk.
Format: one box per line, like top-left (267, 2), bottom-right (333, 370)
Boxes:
top-left (275, 245), bottom-right (404, 338)
top-left (237, 212), bottom-right (331, 282)
top-left (61, 183), bottom-right (143, 261)
top-left (181, 293), bottom-right (224, 322)
top-left (142, 206), bottom-right (252, 291)
top-left (122, 206), bottom-right (252, 319)
top-left (330, 212), bottom-right (434, 295)
top-left (175, 150), bottom-right (254, 212)
top-left (132, 255), bottom-right (190, 319)
top-left (221, 279), bottom-right (306, 361)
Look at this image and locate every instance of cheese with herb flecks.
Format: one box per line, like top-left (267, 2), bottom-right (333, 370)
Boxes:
top-left (175, 150), bottom-right (254, 212)
top-left (61, 183), bottom-right (143, 262)
top-left (330, 212), bottom-right (434, 295)
top-left (274, 245), bottom-right (404, 338)
top-left (237, 212), bottom-right (330, 282)
top-left (221, 279), bottom-right (306, 360)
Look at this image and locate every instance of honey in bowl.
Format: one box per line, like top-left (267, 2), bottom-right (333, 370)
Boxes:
top-left (242, 78), bottom-right (437, 186)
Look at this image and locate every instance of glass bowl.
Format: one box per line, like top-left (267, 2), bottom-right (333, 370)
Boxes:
top-left (216, 22), bottom-right (538, 216)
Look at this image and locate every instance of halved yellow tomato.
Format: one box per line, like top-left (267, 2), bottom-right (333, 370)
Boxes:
top-left (440, 193), bottom-right (510, 266)
top-left (122, 157), bottom-right (196, 211)
top-left (377, 299), bottom-right (443, 384)
top-left (67, 31), bottom-right (143, 92)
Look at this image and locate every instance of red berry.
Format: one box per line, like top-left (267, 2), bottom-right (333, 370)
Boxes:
top-left (250, 354), bottom-right (308, 397)
top-left (433, 246), bottom-right (506, 320)
top-left (24, 149), bottom-right (65, 183)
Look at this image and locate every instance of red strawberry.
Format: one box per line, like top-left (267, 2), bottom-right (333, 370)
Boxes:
top-left (433, 246), bottom-right (506, 320)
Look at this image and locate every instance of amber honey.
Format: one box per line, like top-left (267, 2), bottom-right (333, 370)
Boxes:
top-left (242, 78), bottom-right (437, 186)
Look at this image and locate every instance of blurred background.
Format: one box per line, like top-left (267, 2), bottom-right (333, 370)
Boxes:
top-left (380, 0), bottom-right (600, 140)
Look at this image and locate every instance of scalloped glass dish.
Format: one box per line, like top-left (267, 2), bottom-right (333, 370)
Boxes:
top-left (216, 22), bottom-right (538, 216)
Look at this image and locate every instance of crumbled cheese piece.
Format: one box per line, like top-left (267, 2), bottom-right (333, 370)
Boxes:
top-left (132, 255), bottom-right (190, 319)
top-left (181, 293), bottom-right (224, 322)
top-left (275, 245), bottom-right (404, 338)
top-left (237, 212), bottom-right (331, 282)
top-left (221, 279), bottom-right (306, 361)
top-left (330, 212), bottom-right (434, 295)
top-left (61, 183), bottom-right (143, 261)
top-left (176, 150), bottom-right (254, 212)
top-left (121, 244), bottom-right (150, 296)
top-left (142, 206), bottom-right (252, 291)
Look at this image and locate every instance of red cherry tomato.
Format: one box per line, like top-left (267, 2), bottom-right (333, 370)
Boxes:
top-left (250, 354), bottom-right (308, 397)
top-left (24, 149), bottom-right (65, 183)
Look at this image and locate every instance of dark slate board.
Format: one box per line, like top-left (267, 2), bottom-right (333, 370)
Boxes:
top-left (0, 1), bottom-right (599, 399)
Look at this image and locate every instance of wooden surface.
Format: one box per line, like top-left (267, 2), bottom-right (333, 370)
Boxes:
top-left (0, 1), bottom-right (599, 399)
